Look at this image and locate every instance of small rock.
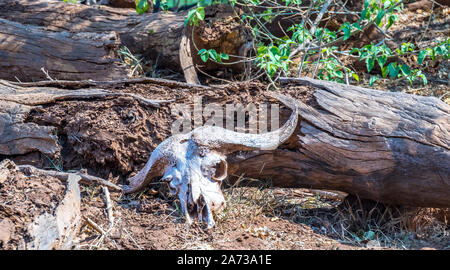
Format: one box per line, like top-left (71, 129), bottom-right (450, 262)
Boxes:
top-left (0, 218), bottom-right (14, 245)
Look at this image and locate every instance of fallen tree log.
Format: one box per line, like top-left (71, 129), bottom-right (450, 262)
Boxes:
top-left (0, 0), bottom-right (185, 81)
top-left (0, 0), bottom-right (247, 83)
top-left (0, 79), bottom-right (168, 156)
top-left (229, 78), bottom-right (450, 208)
top-left (0, 77), bottom-right (448, 227)
top-left (0, 18), bottom-right (129, 82)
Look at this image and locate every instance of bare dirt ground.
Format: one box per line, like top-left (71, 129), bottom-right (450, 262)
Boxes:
top-left (0, 4), bottom-right (449, 250)
top-left (0, 160), bottom-right (66, 250)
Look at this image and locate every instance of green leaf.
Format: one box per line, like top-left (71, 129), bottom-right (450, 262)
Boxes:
top-left (369, 76), bottom-right (378, 86)
top-left (364, 0), bottom-right (370, 9)
top-left (400, 64), bottom-right (411, 76)
top-left (377, 56), bottom-right (387, 68)
top-left (220, 53), bottom-right (229, 61)
top-left (350, 48), bottom-right (359, 54)
top-left (387, 14), bottom-right (398, 30)
top-left (343, 25), bottom-right (351, 41)
top-left (135, 0), bottom-right (149, 15)
top-left (208, 49), bottom-right (218, 62)
top-left (381, 66), bottom-right (388, 78)
top-left (360, 9), bottom-right (368, 21)
top-left (420, 73), bottom-right (428, 85)
top-left (352, 73), bottom-right (360, 82)
top-left (417, 50), bottom-right (427, 65)
top-left (257, 46), bottom-right (267, 56)
top-left (352, 23), bottom-right (362, 31)
top-left (184, 7), bottom-right (205, 26)
top-left (388, 62), bottom-right (399, 78)
top-left (375, 10), bottom-right (386, 26)
top-left (269, 46), bottom-right (280, 56)
top-left (185, 9), bottom-right (197, 26)
top-left (198, 49), bottom-right (209, 62)
top-left (366, 58), bottom-right (375, 72)
top-left (196, 7), bottom-right (205, 21)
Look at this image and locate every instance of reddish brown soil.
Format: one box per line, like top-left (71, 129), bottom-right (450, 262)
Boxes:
top-left (74, 184), bottom-right (449, 250)
top-left (0, 159), bottom-right (66, 250)
top-left (76, 184), bottom-right (364, 250)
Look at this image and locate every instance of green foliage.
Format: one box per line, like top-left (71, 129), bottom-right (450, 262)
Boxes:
top-left (354, 43), bottom-right (392, 72)
top-left (185, 6), bottom-right (205, 26)
top-left (135, 0), bottom-right (150, 15)
top-left (167, 0), bottom-right (445, 87)
top-left (417, 39), bottom-right (450, 64)
top-left (198, 49), bottom-right (229, 63)
top-left (255, 42), bottom-right (293, 77)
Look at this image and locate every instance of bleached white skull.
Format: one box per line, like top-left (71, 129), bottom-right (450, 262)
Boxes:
top-left (123, 106), bottom-right (298, 228)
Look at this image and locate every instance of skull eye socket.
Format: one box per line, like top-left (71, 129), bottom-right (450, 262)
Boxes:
top-left (201, 154), bottom-right (228, 182)
top-left (210, 159), bottom-right (228, 181)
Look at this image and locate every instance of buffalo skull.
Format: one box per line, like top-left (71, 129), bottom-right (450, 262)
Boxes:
top-left (123, 106), bottom-right (298, 228)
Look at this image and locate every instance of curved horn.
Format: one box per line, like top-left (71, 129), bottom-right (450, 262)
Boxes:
top-left (123, 135), bottom-right (185, 194)
top-left (192, 105), bottom-right (299, 153)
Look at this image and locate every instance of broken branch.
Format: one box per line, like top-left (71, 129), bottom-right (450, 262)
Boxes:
top-left (18, 165), bottom-right (123, 192)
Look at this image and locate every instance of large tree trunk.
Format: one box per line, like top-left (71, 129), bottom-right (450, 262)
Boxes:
top-left (0, 0), bottom-right (185, 81)
top-left (0, 18), bottom-right (130, 82)
top-left (0, 77), bottom-right (448, 207)
top-left (0, 78), bottom-right (170, 156)
top-left (0, 0), bottom-right (246, 83)
top-left (229, 77), bottom-right (450, 207)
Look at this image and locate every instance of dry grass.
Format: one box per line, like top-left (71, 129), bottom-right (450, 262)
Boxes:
top-left (74, 176), bottom-right (449, 250)
top-left (217, 176), bottom-right (450, 250)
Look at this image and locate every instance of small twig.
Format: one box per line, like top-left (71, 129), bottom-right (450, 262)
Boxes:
top-left (41, 67), bottom-right (55, 81)
top-left (83, 216), bottom-right (106, 235)
top-left (83, 215), bottom-right (119, 250)
top-left (195, 65), bottom-right (234, 84)
top-left (103, 186), bottom-right (115, 229)
top-left (123, 228), bottom-right (142, 250)
top-left (418, 1), bottom-right (435, 43)
top-left (296, 0), bottom-right (333, 77)
top-left (309, 189), bottom-right (348, 200)
top-left (118, 92), bottom-right (173, 108)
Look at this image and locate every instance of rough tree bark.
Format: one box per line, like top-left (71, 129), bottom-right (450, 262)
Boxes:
top-left (0, 0), bottom-right (185, 81)
top-left (0, 0), bottom-right (247, 83)
top-left (229, 77), bottom-right (450, 207)
top-left (0, 18), bottom-right (129, 82)
top-left (0, 79), bottom-right (168, 156)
